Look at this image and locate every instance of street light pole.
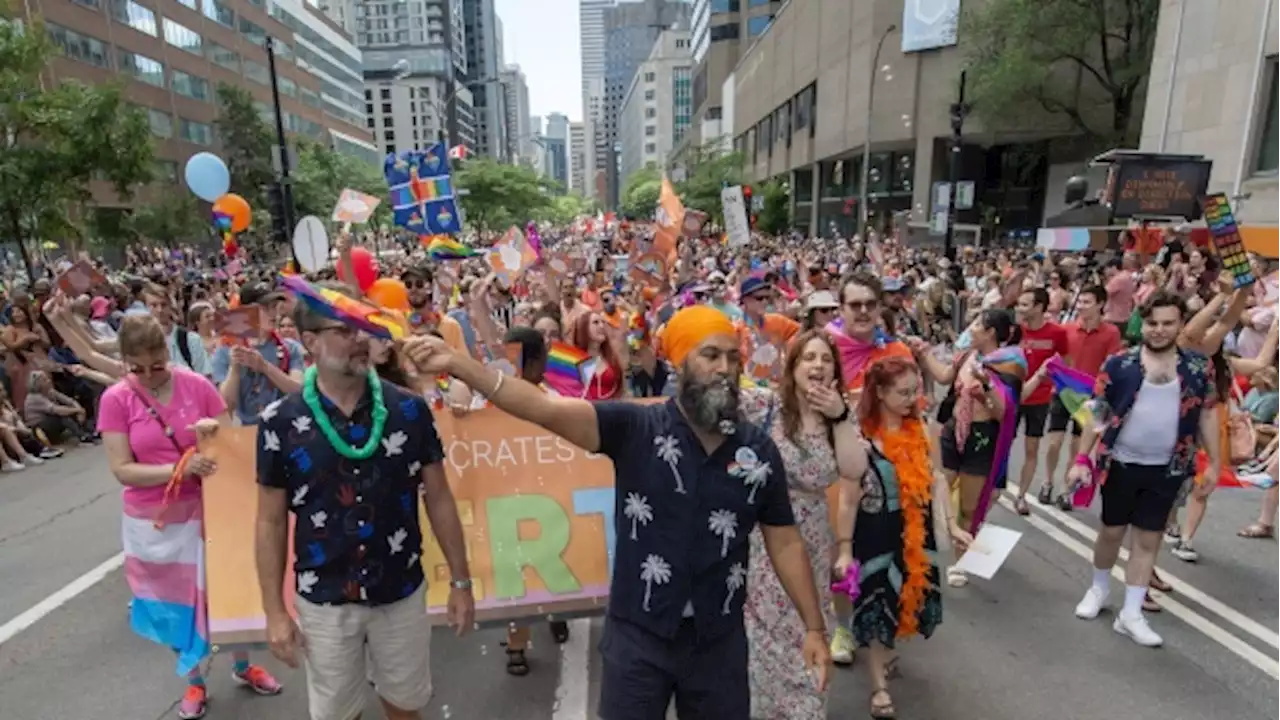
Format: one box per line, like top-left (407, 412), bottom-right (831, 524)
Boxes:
top-left (265, 36), bottom-right (297, 267)
top-left (943, 70), bottom-right (968, 261)
top-left (859, 23), bottom-right (897, 236)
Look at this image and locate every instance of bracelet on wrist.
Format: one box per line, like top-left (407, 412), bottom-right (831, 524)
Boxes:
top-left (832, 404), bottom-right (850, 423)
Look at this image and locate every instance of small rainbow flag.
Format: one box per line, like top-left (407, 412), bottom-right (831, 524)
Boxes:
top-left (278, 274), bottom-right (406, 340)
top-left (426, 236), bottom-right (478, 260)
top-left (545, 341), bottom-right (589, 397)
top-left (1046, 356), bottom-right (1097, 428)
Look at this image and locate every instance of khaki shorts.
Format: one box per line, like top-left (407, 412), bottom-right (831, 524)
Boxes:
top-left (294, 583), bottom-right (433, 720)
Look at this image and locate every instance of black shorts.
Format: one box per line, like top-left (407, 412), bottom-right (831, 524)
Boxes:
top-left (1100, 461), bottom-right (1182, 531)
top-left (1046, 396), bottom-right (1084, 437)
top-left (599, 616), bottom-right (749, 720)
top-left (940, 419), bottom-right (999, 478)
top-left (1017, 403), bottom-right (1050, 439)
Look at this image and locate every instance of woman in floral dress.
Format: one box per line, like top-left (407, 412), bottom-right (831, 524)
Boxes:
top-left (741, 329), bottom-right (868, 719)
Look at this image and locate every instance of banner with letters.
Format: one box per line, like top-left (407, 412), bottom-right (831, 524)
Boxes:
top-left (202, 409), bottom-right (626, 648)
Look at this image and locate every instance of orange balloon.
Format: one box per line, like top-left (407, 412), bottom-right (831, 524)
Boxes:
top-left (366, 277), bottom-right (410, 311)
top-left (213, 193), bottom-right (252, 233)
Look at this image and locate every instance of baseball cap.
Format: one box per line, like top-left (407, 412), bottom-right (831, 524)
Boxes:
top-left (882, 277), bottom-right (906, 293)
top-left (739, 275), bottom-right (772, 298)
top-left (805, 290), bottom-right (839, 310)
top-left (239, 281), bottom-right (285, 306)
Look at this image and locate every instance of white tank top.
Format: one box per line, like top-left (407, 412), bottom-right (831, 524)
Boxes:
top-left (1111, 376), bottom-right (1181, 465)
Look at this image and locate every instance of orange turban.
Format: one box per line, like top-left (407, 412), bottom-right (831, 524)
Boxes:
top-left (662, 305), bottom-right (736, 367)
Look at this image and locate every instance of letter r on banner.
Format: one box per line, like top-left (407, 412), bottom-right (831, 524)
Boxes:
top-left (487, 495), bottom-right (581, 599)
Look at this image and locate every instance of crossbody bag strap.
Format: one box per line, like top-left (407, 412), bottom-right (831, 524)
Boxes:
top-left (124, 376), bottom-right (187, 456)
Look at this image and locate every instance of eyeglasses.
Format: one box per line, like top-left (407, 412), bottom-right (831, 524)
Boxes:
top-left (127, 362), bottom-right (168, 376)
top-left (845, 300), bottom-right (879, 313)
top-left (313, 325), bottom-right (358, 340)
top-left (404, 280), bottom-right (428, 290)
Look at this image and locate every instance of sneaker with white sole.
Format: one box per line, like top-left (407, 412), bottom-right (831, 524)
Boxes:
top-left (1113, 612), bottom-right (1163, 647)
top-left (1171, 541), bottom-right (1198, 562)
top-left (22, 455), bottom-right (42, 465)
top-left (39, 447), bottom-right (63, 459)
top-left (1075, 586), bottom-right (1109, 619)
top-left (830, 625), bottom-right (855, 665)
top-left (2, 461), bottom-right (25, 472)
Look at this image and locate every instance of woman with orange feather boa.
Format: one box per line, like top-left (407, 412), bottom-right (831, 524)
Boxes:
top-left (833, 356), bottom-right (973, 719)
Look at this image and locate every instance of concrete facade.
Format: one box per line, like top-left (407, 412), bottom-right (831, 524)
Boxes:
top-left (687, 0), bottom-right (783, 152)
top-left (570, 120), bottom-right (588, 194)
top-left (619, 27), bottom-right (692, 188)
top-left (461, 0), bottom-right (506, 159)
top-left (500, 64), bottom-right (532, 162)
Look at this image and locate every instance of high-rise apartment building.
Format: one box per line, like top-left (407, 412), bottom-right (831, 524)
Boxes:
top-left (601, 0), bottom-right (689, 208)
top-left (579, 0), bottom-right (612, 199)
top-left (500, 64), bottom-right (532, 162)
top-left (685, 0), bottom-right (781, 155)
top-left (569, 120), bottom-right (587, 195)
top-left (543, 112), bottom-right (570, 189)
top-left (618, 27), bottom-right (690, 188)
top-left (27, 0), bottom-right (379, 209)
top-left (461, 0), bottom-right (506, 159)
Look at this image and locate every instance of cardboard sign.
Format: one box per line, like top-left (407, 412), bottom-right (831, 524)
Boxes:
top-left (55, 260), bottom-right (106, 296)
top-left (214, 306), bottom-right (266, 339)
top-left (629, 251), bottom-right (668, 288)
top-left (331, 188), bottom-right (382, 224)
top-left (485, 227), bottom-right (538, 285)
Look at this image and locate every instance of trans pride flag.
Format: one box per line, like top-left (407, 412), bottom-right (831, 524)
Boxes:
top-left (385, 143), bottom-right (462, 235)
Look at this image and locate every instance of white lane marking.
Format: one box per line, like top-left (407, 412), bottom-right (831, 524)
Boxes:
top-left (0, 552), bottom-right (124, 646)
top-left (1007, 489), bottom-right (1280, 651)
top-left (998, 496), bottom-right (1280, 679)
top-left (551, 618), bottom-right (591, 720)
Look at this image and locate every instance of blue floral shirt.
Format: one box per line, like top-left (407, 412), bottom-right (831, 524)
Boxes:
top-left (257, 380), bottom-right (445, 606)
top-left (1093, 346), bottom-right (1218, 482)
top-left (597, 399), bottom-right (795, 641)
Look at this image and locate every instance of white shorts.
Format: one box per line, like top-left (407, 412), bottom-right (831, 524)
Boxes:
top-left (294, 583), bottom-right (433, 720)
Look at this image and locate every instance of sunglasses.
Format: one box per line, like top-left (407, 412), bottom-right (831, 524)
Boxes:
top-left (404, 280), bottom-right (428, 290)
top-left (845, 300), bottom-right (879, 313)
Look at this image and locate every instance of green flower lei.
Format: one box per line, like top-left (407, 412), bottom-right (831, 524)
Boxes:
top-left (301, 365), bottom-right (388, 460)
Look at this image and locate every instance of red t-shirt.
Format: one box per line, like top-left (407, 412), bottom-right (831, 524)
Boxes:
top-left (1020, 321), bottom-right (1070, 405)
top-left (1064, 321), bottom-right (1123, 377)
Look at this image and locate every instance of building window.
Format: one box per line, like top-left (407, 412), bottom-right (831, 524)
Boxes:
top-left (645, 89), bottom-right (655, 101)
top-left (154, 160), bottom-right (179, 181)
top-left (242, 59), bottom-right (269, 85)
top-left (175, 0), bottom-right (195, 9)
top-left (386, 144), bottom-right (396, 154)
top-left (118, 50), bottom-right (164, 87)
top-left (384, 131), bottom-right (396, 142)
top-left (206, 42), bottom-right (239, 72)
top-left (70, 0), bottom-right (101, 9)
top-left (645, 125), bottom-right (656, 137)
top-left (709, 23), bottom-right (739, 42)
top-left (645, 142), bottom-right (656, 154)
top-left (238, 17), bottom-right (265, 46)
top-left (383, 116), bottom-right (393, 127)
top-left (748, 0), bottom-right (770, 6)
top-left (203, 0), bottom-right (234, 27)
top-left (381, 102), bottom-right (391, 113)
top-left (380, 87), bottom-right (392, 100)
top-left (709, 0), bottom-right (739, 10)
top-left (171, 70), bottom-right (210, 101)
top-left (645, 107), bottom-right (656, 119)
top-left (163, 18), bottom-right (202, 55)
top-left (747, 15), bottom-right (772, 36)
top-left (644, 72), bottom-right (655, 83)
top-left (179, 118), bottom-right (213, 145)
top-left (47, 24), bottom-right (110, 67)
top-left (1256, 57), bottom-right (1278, 174)
top-left (279, 76), bottom-right (297, 97)
top-left (146, 108), bottom-right (172, 138)
top-left (110, 0), bottom-right (158, 36)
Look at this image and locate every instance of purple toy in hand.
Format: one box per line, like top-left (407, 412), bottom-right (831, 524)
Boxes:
top-left (830, 561), bottom-right (861, 602)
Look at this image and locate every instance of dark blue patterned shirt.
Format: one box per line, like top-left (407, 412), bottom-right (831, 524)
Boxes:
top-left (257, 379), bottom-right (445, 606)
top-left (597, 399), bottom-right (795, 641)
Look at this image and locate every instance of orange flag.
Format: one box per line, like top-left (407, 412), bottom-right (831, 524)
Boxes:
top-left (654, 175), bottom-right (685, 259)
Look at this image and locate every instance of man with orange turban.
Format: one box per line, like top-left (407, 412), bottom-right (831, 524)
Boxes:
top-left (403, 305), bottom-right (832, 720)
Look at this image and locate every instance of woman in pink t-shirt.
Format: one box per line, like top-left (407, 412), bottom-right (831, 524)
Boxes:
top-left (98, 316), bottom-right (281, 720)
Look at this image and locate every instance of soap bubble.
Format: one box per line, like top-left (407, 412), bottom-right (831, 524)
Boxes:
top-left (441, 704), bottom-right (452, 719)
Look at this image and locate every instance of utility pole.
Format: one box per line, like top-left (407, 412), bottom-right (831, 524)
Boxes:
top-left (265, 37), bottom-right (297, 267)
top-left (943, 70), bottom-right (968, 261)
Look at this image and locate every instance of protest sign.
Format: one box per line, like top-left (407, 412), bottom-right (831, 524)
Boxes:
top-left (1202, 193), bottom-right (1256, 289)
top-left (214, 306), bottom-right (266, 339)
top-left (331, 188), bottom-right (382, 224)
top-left (55, 260), bottom-right (106, 296)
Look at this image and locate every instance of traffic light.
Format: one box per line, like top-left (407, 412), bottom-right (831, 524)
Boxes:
top-left (266, 181), bottom-right (292, 242)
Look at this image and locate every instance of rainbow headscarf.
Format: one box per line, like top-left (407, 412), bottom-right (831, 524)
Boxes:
top-left (278, 274), bottom-right (407, 340)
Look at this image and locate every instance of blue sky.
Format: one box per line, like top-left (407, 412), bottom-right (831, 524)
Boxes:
top-left (494, 0), bottom-right (583, 122)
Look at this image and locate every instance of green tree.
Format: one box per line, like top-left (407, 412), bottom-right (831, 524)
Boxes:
top-left (0, 15), bottom-right (154, 276)
top-left (755, 180), bottom-right (791, 236)
top-left (619, 165), bottom-right (661, 220)
top-left (453, 158), bottom-right (551, 236)
top-left (962, 0), bottom-right (1159, 147)
top-left (536, 193), bottom-right (593, 226)
top-left (213, 84), bottom-right (275, 205)
top-left (675, 142), bottom-right (745, 220)
top-left (291, 139), bottom-right (389, 227)
top-left (128, 193), bottom-right (208, 247)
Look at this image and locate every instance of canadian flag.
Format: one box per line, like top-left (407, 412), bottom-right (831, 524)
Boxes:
top-left (447, 144), bottom-right (470, 160)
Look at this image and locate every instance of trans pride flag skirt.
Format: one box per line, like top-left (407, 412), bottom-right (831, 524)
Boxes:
top-left (122, 489), bottom-right (209, 676)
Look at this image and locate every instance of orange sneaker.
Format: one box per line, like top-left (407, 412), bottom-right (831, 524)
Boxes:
top-left (232, 664), bottom-right (283, 695)
top-left (177, 684), bottom-right (207, 719)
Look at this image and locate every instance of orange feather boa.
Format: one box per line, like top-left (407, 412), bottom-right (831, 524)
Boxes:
top-left (868, 417), bottom-right (934, 638)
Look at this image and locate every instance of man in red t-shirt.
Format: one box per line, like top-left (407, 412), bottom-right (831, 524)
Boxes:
top-left (1013, 288), bottom-right (1071, 515)
top-left (1042, 285), bottom-right (1124, 509)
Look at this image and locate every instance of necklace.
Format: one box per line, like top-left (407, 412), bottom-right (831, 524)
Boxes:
top-left (301, 366), bottom-right (388, 460)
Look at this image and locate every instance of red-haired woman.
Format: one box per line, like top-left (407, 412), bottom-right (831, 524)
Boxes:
top-left (569, 311), bottom-right (627, 399)
top-left (834, 356), bottom-right (972, 719)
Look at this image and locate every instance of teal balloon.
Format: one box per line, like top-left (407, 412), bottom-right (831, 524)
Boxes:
top-left (184, 152), bottom-right (230, 202)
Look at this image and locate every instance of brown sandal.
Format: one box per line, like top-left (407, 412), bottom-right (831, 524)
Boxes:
top-left (1149, 571), bottom-right (1172, 593)
top-left (1238, 523), bottom-right (1275, 539)
top-left (870, 689), bottom-right (896, 719)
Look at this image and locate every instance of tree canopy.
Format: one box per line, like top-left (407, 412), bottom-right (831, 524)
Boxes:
top-left (676, 143), bottom-right (745, 220)
top-left (755, 180), bottom-right (791, 236)
top-left (213, 84), bottom-right (275, 206)
top-left (453, 158), bottom-right (552, 236)
top-left (127, 193), bottom-right (207, 248)
top-left (962, 0), bottom-right (1159, 147)
top-left (619, 165), bottom-right (662, 220)
top-left (291, 139), bottom-right (390, 226)
top-left (0, 15), bottom-right (154, 275)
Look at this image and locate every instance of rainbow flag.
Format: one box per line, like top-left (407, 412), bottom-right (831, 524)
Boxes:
top-left (278, 274), bottom-right (406, 340)
top-left (426, 236), bottom-right (478, 260)
top-left (1046, 356), bottom-right (1096, 427)
top-left (545, 341), bottom-right (589, 397)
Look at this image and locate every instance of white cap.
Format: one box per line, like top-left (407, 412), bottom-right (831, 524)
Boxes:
top-left (805, 290), bottom-right (839, 310)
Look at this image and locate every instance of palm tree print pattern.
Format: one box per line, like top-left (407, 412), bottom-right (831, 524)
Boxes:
top-left (640, 554), bottom-right (672, 612)
top-left (723, 562), bottom-right (746, 615)
top-left (654, 435), bottom-right (686, 494)
top-left (708, 509), bottom-right (738, 558)
top-left (623, 492), bottom-right (654, 541)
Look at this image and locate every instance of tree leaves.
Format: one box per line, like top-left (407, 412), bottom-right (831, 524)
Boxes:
top-left (213, 83), bottom-right (275, 207)
top-left (128, 193), bottom-right (207, 248)
top-left (453, 158), bottom-right (552, 236)
top-left (756, 180), bottom-right (791, 236)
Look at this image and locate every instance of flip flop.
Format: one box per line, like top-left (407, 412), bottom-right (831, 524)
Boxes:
top-left (870, 689), bottom-right (896, 719)
top-left (1238, 523), bottom-right (1275, 539)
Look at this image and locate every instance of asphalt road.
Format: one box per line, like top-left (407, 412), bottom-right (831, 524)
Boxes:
top-left (0, 441), bottom-right (1276, 720)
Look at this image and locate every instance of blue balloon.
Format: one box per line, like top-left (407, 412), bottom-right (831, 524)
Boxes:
top-left (184, 152), bottom-right (230, 202)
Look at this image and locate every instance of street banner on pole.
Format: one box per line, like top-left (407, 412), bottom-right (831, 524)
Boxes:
top-left (722, 185), bottom-right (750, 247)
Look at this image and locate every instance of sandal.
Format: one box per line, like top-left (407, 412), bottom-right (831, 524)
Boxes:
top-left (1014, 496), bottom-right (1030, 516)
top-left (550, 620), bottom-right (570, 644)
top-left (1238, 523), bottom-right (1275, 539)
top-left (1142, 593), bottom-right (1163, 613)
top-left (946, 566), bottom-right (969, 588)
top-left (884, 656), bottom-right (902, 680)
top-left (1149, 570), bottom-right (1172, 593)
top-left (870, 689), bottom-right (896, 719)
top-left (505, 648), bottom-right (529, 676)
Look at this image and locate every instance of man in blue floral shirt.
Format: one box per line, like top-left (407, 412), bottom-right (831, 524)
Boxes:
top-left (1067, 291), bottom-right (1220, 648)
top-left (255, 293), bottom-right (474, 720)
top-left (404, 305), bottom-right (831, 720)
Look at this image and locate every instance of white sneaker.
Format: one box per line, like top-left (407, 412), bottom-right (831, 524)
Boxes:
top-left (830, 625), bottom-right (854, 665)
top-left (3, 461), bottom-right (25, 472)
top-left (23, 455), bottom-right (43, 465)
top-left (40, 447), bottom-right (63, 459)
top-left (1171, 541), bottom-right (1199, 562)
top-left (1113, 612), bottom-right (1163, 647)
top-left (1075, 586), bottom-right (1109, 619)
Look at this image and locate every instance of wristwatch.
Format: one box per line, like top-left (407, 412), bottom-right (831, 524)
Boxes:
top-left (449, 578), bottom-right (473, 590)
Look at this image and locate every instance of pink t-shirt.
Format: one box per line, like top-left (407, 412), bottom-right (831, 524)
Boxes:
top-left (1104, 272), bottom-right (1137, 323)
top-left (97, 367), bottom-right (227, 506)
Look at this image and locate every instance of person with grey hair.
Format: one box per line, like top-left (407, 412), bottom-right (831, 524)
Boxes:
top-left (23, 369), bottom-right (95, 445)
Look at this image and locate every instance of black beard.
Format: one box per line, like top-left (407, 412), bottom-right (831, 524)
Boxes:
top-left (678, 371), bottom-right (739, 433)
top-left (1143, 337), bottom-right (1176, 354)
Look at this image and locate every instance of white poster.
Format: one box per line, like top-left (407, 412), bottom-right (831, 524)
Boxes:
top-left (722, 185), bottom-right (751, 248)
top-left (902, 0), bottom-right (960, 53)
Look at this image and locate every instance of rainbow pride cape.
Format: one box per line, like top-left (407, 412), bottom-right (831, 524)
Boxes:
top-left (545, 341), bottom-right (589, 397)
top-left (425, 235), bottom-right (479, 260)
top-left (1045, 356), bottom-right (1096, 428)
top-left (278, 274), bottom-right (406, 340)
top-left (968, 346), bottom-right (1027, 534)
